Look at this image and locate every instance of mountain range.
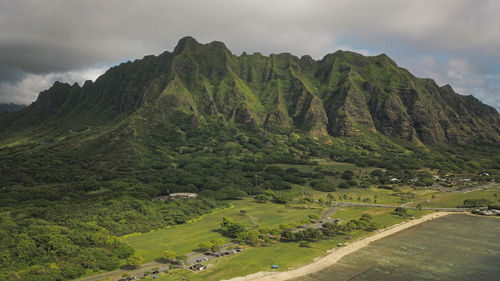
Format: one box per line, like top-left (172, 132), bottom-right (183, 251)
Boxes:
top-left (1, 36), bottom-right (499, 146)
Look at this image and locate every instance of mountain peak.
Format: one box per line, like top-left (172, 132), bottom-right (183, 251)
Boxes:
top-left (173, 36), bottom-right (202, 54)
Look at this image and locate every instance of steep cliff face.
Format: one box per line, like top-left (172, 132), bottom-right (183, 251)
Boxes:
top-left (2, 36), bottom-right (500, 145)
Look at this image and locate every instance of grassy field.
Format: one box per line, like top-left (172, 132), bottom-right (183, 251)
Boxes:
top-left (415, 186), bottom-right (500, 208)
top-left (122, 198), bottom-right (326, 262)
top-left (286, 184), bottom-right (414, 206)
top-left (119, 162), bottom-right (499, 281)
top-left (335, 207), bottom-right (430, 227)
top-left (154, 207), bottom-right (429, 281)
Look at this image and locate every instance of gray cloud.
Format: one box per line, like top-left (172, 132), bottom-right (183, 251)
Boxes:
top-left (1, 0), bottom-right (499, 109)
top-left (0, 67), bottom-right (106, 104)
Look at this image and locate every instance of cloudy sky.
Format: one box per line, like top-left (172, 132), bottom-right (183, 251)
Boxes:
top-left (1, 0), bottom-right (499, 110)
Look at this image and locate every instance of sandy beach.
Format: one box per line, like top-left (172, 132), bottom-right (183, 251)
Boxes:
top-left (224, 212), bottom-right (455, 281)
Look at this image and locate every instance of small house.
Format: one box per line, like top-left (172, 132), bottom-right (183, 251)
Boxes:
top-left (272, 265), bottom-right (279, 269)
top-left (169, 193), bottom-right (198, 199)
top-left (190, 264), bottom-right (206, 271)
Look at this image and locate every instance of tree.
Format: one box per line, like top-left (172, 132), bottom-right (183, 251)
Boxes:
top-left (210, 245), bottom-right (221, 252)
top-left (126, 255), bottom-right (144, 267)
top-left (264, 189), bottom-right (275, 198)
top-left (273, 193), bottom-right (291, 204)
top-left (341, 170), bottom-right (354, 180)
top-left (113, 243), bottom-right (135, 259)
top-left (255, 193), bottom-right (271, 202)
top-left (393, 207), bottom-right (408, 217)
top-left (338, 182), bottom-right (350, 189)
top-left (211, 238), bottom-right (225, 246)
top-left (176, 255), bottom-right (188, 264)
top-left (238, 231), bottom-right (260, 245)
top-left (162, 250), bottom-right (176, 261)
top-left (220, 217), bottom-right (245, 238)
top-left (198, 241), bottom-right (213, 251)
top-left (298, 241), bottom-right (311, 248)
top-left (239, 210), bottom-right (247, 216)
top-left (360, 213), bottom-right (373, 221)
top-left (463, 199), bottom-right (490, 207)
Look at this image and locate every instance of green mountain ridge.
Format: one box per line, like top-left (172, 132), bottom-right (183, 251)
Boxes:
top-left (2, 36), bottom-right (499, 145)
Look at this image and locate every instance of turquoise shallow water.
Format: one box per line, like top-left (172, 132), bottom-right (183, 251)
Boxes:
top-left (293, 215), bottom-right (500, 281)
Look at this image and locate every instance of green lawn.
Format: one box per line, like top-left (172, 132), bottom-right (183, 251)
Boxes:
top-left (325, 206), bottom-right (429, 228)
top-left (286, 184), bottom-right (413, 206)
top-left (155, 207), bottom-right (429, 281)
top-left (119, 181), bottom-right (497, 281)
top-left (416, 186), bottom-right (500, 208)
top-left (122, 198), bottom-right (325, 262)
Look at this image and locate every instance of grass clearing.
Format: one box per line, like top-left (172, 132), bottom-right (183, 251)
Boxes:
top-left (288, 185), bottom-right (413, 205)
top-left (416, 186), bottom-right (500, 208)
top-left (122, 198), bottom-right (325, 262)
top-left (156, 207), bottom-right (429, 281)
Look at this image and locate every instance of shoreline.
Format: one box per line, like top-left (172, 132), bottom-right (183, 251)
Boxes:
top-left (224, 211), bottom-right (456, 281)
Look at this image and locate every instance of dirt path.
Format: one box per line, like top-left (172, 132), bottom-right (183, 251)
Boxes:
top-left (320, 203), bottom-right (340, 221)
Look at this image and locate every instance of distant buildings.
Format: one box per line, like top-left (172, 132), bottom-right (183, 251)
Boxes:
top-left (169, 192), bottom-right (198, 199)
top-left (152, 193), bottom-right (198, 201)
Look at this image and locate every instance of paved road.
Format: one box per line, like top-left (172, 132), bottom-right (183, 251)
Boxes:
top-left (320, 203), bottom-right (341, 221)
top-left (334, 201), bottom-right (471, 212)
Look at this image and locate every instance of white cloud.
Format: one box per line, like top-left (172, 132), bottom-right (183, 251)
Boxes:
top-left (0, 67), bottom-right (106, 104)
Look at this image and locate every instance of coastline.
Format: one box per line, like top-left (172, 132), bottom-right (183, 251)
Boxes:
top-left (224, 211), bottom-right (456, 281)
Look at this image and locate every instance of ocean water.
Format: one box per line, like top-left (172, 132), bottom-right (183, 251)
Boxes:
top-left (293, 215), bottom-right (500, 281)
